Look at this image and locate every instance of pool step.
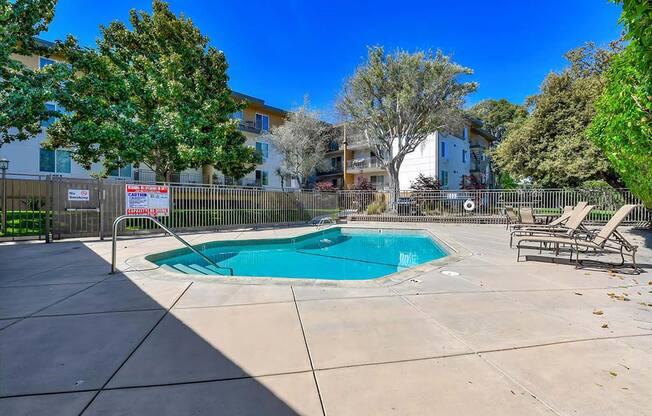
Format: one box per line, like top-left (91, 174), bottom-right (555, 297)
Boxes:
top-left (187, 264), bottom-right (217, 275)
top-left (171, 263), bottom-right (224, 276)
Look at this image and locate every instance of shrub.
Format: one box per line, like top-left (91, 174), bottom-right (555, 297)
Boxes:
top-left (410, 173), bottom-right (441, 190)
top-left (366, 199), bottom-right (387, 214)
top-left (353, 177), bottom-right (375, 190)
top-left (314, 181), bottom-right (336, 192)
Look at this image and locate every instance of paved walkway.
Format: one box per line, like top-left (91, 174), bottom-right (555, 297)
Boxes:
top-left (0, 224), bottom-right (650, 415)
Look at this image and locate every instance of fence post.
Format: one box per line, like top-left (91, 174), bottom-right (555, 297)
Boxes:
top-left (98, 178), bottom-right (104, 240)
top-left (44, 175), bottom-right (52, 243)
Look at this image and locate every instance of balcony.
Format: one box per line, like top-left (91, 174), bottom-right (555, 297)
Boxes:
top-left (346, 157), bottom-right (385, 172)
top-left (316, 164), bottom-right (343, 176)
top-left (238, 120), bottom-right (268, 135)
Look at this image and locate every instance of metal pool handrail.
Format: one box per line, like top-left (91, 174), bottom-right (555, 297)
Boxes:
top-left (110, 214), bottom-right (233, 276)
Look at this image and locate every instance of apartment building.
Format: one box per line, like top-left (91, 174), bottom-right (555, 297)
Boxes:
top-left (316, 118), bottom-right (495, 191)
top-left (0, 39), bottom-right (298, 189)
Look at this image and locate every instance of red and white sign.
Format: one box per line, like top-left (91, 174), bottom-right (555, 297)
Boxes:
top-left (125, 184), bottom-right (170, 216)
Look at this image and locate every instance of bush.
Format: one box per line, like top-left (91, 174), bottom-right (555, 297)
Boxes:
top-left (314, 181), bottom-right (336, 192)
top-left (366, 199), bottom-right (387, 214)
top-left (410, 174), bottom-right (441, 190)
top-left (353, 177), bottom-right (375, 190)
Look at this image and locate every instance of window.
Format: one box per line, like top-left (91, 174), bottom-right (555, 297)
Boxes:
top-left (463, 126), bottom-right (469, 140)
top-left (255, 142), bottom-right (269, 161)
top-left (109, 164), bottom-right (132, 178)
top-left (370, 175), bottom-right (385, 190)
top-left (231, 111), bottom-right (243, 121)
top-left (255, 170), bottom-right (269, 186)
top-left (39, 57), bottom-right (56, 69)
top-left (40, 148), bottom-right (71, 173)
top-left (42, 103), bottom-right (57, 127)
top-left (440, 141), bottom-right (447, 158)
top-left (331, 156), bottom-right (342, 170)
top-left (462, 149), bottom-right (468, 163)
top-left (440, 170), bottom-right (449, 187)
top-left (255, 113), bottom-right (269, 132)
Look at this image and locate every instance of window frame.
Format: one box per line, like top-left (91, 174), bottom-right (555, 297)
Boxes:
top-left (39, 148), bottom-right (72, 174)
top-left (440, 141), bottom-right (447, 158)
top-left (255, 141), bottom-right (269, 161)
top-left (255, 113), bottom-right (270, 132)
top-left (440, 170), bottom-right (449, 187)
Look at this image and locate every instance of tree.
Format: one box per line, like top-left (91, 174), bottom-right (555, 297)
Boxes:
top-left (0, 0), bottom-right (67, 145)
top-left (266, 99), bottom-right (332, 187)
top-left (588, 0), bottom-right (652, 207)
top-left (338, 46), bottom-right (476, 210)
top-left (47, 0), bottom-right (258, 180)
top-left (493, 42), bottom-right (623, 188)
top-left (467, 99), bottom-right (527, 143)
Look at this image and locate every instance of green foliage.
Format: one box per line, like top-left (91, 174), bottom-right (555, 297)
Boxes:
top-left (497, 172), bottom-right (518, 189)
top-left (47, 0), bottom-right (258, 180)
top-left (366, 199), bottom-right (387, 215)
top-left (467, 99), bottom-right (527, 142)
top-left (587, 1), bottom-right (652, 207)
top-left (494, 42), bottom-right (622, 188)
top-left (410, 173), bottom-right (441, 190)
top-left (0, 0), bottom-right (68, 145)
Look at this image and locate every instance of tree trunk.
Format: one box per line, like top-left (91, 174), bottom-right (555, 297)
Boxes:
top-left (387, 165), bottom-right (401, 214)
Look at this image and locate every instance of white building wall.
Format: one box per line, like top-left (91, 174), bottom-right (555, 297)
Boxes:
top-left (0, 128), bottom-right (298, 189)
top-left (398, 132), bottom-right (438, 189)
top-left (0, 129), bottom-right (117, 179)
top-left (395, 131), bottom-right (470, 190)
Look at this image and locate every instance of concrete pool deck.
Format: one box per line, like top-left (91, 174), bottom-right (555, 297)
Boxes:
top-left (0, 223), bottom-right (650, 415)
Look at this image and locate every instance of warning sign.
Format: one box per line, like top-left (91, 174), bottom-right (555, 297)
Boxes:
top-left (68, 189), bottom-right (90, 201)
top-left (125, 184), bottom-right (170, 216)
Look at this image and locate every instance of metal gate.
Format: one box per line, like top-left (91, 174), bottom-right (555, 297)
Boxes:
top-left (51, 177), bottom-right (103, 239)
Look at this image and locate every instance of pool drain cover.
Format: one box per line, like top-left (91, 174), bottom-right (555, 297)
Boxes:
top-left (441, 270), bottom-right (460, 276)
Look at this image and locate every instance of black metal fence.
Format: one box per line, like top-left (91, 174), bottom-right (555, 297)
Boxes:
top-left (0, 173), bottom-right (649, 242)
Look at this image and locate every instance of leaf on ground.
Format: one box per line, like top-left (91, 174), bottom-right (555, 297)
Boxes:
top-left (609, 371), bottom-right (617, 377)
top-left (601, 323), bottom-right (609, 328)
top-left (648, 281), bottom-right (652, 285)
top-left (574, 292), bottom-right (583, 296)
top-left (593, 310), bottom-right (604, 315)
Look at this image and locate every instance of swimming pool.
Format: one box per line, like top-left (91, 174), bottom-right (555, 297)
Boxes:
top-left (147, 227), bottom-right (449, 280)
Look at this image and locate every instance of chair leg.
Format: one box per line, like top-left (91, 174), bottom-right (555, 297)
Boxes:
top-left (517, 245), bottom-right (521, 262)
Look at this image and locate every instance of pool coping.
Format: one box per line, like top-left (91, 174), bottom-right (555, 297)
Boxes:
top-left (123, 224), bottom-right (471, 288)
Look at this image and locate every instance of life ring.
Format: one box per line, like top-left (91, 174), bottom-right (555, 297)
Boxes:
top-left (463, 199), bottom-right (475, 211)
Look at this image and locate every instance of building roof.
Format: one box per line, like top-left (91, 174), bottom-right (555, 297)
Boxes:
top-left (232, 91), bottom-right (288, 115)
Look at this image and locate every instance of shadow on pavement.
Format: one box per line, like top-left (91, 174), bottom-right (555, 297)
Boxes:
top-left (0, 239), bottom-right (315, 415)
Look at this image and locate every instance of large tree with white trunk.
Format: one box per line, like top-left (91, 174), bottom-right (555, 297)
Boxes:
top-left (338, 46), bottom-right (476, 209)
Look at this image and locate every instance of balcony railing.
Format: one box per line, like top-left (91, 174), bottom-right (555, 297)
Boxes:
top-left (346, 157), bottom-right (384, 170)
top-left (238, 120), bottom-right (268, 134)
top-left (316, 164), bottom-right (343, 175)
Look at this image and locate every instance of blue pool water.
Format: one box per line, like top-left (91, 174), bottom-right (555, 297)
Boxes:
top-left (148, 227), bottom-right (448, 280)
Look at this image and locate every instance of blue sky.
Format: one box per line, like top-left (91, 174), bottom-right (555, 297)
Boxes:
top-left (42, 0), bottom-right (623, 118)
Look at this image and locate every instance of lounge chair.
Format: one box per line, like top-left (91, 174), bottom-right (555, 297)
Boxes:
top-left (505, 206), bottom-right (519, 230)
top-left (509, 202), bottom-right (589, 247)
top-left (516, 204), bottom-right (639, 270)
top-left (310, 208), bottom-right (358, 229)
